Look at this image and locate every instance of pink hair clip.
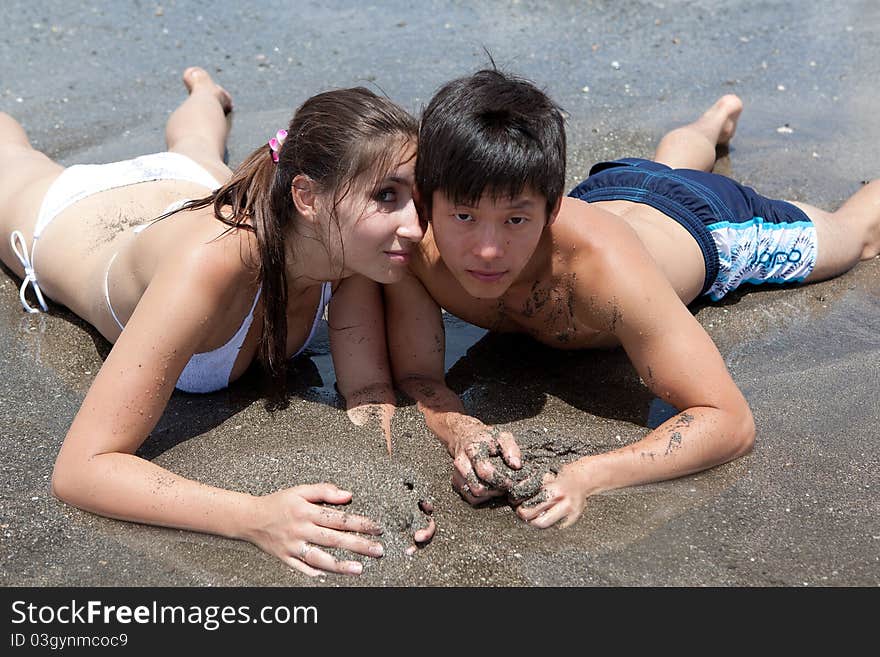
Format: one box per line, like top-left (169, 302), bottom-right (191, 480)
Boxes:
top-left (268, 129), bottom-right (288, 163)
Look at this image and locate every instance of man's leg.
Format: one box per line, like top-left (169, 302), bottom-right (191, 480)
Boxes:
top-left (164, 66), bottom-right (234, 183)
top-left (791, 180), bottom-right (880, 282)
top-left (653, 95), bottom-right (743, 171)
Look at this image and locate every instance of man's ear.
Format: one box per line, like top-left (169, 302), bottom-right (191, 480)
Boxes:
top-left (546, 195), bottom-right (563, 227)
top-left (291, 174), bottom-right (319, 220)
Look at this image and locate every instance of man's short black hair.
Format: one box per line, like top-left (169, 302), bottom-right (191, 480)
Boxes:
top-left (416, 68), bottom-right (566, 219)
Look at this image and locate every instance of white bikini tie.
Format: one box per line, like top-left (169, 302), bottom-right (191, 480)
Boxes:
top-left (9, 230), bottom-right (48, 313)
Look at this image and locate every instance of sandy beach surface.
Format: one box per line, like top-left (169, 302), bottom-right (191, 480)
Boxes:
top-left (1, 0), bottom-right (878, 587)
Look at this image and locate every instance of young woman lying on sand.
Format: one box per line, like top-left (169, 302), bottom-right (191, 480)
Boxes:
top-left (0, 66), bottom-right (433, 576)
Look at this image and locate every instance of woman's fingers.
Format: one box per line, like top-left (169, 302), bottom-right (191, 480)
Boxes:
top-left (284, 553), bottom-right (325, 577)
top-left (413, 516), bottom-right (436, 544)
top-left (296, 482), bottom-right (353, 505)
top-left (292, 542), bottom-right (365, 576)
top-left (527, 504), bottom-right (567, 529)
top-left (309, 526), bottom-right (385, 559)
top-left (559, 505), bottom-right (584, 529)
top-left (405, 516), bottom-right (437, 556)
top-left (313, 505), bottom-right (383, 535)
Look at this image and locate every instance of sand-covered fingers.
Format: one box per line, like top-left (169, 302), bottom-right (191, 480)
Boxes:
top-left (405, 515), bottom-right (437, 556)
top-left (451, 469), bottom-right (505, 505)
top-left (453, 452), bottom-right (490, 498)
top-left (315, 506), bottom-right (383, 536)
top-left (494, 429), bottom-right (522, 470)
top-left (465, 427), bottom-right (522, 490)
top-left (405, 499), bottom-right (437, 555)
top-left (516, 470), bottom-right (586, 529)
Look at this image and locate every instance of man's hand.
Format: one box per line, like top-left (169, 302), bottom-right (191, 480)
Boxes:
top-left (515, 460), bottom-right (590, 529)
top-left (446, 416), bottom-right (523, 502)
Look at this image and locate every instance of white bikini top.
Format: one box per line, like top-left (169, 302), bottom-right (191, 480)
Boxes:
top-left (173, 281), bottom-right (332, 394)
top-left (102, 187), bottom-right (332, 394)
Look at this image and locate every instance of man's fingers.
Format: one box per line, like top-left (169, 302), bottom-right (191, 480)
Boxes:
top-left (528, 504), bottom-right (568, 529)
top-left (497, 431), bottom-right (522, 469)
top-left (516, 489), bottom-right (554, 520)
top-left (454, 454), bottom-right (489, 497)
top-left (452, 470), bottom-right (499, 504)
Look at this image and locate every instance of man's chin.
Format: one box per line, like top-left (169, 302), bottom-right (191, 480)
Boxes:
top-left (456, 275), bottom-right (509, 299)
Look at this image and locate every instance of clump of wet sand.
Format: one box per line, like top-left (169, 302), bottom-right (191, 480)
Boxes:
top-left (474, 428), bottom-right (593, 503)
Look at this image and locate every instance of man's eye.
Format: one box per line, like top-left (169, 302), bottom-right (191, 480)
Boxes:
top-left (375, 189), bottom-right (396, 203)
top-left (507, 216), bottom-right (528, 225)
top-left (454, 213), bottom-right (473, 222)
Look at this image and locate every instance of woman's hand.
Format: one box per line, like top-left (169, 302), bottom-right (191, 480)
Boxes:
top-left (404, 499), bottom-right (437, 555)
top-left (247, 483), bottom-right (385, 577)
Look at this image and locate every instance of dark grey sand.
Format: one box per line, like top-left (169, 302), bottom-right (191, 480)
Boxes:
top-left (1, 1), bottom-right (878, 586)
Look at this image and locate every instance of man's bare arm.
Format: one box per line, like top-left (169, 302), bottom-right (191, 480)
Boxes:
top-left (384, 270), bottom-right (521, 499)
top-left (519, 219), bottom-right (755, 527)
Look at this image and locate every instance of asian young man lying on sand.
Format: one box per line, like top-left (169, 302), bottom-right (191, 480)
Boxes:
top-left (384, 68), bottom-right (880, 528)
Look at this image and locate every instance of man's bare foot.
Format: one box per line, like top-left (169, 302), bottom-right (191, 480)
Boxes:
top-left (182, 66), bottom-right (233, 115)
top-left (710, 94), bottom-right (743, 146)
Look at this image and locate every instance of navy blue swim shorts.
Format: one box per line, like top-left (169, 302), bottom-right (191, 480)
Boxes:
top-left (568, 158), bottom-right (817, 300)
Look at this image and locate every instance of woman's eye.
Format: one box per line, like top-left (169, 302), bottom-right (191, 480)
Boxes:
top-left (454, 213), bottom-right (473, 222)
top-left (507, 216), bottom-right (528, 225)
top-left (375, 188), bottom-right (397, 203)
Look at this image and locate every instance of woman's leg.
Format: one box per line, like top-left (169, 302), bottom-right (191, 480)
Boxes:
top-left (0, 113), bottom-right (64, 278)
top-left (653, 95), bottom-right (743, 171)
top-left (792, 180), bottom-right (880, 282)
top-left (164, 67), bottom-right (235, 183)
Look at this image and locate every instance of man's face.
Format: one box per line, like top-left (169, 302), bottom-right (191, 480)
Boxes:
top-left (430, 188), bottom-right (548, 298)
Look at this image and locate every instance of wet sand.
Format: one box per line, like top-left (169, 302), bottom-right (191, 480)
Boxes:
top-left (1, 0), bottom-right (878, 586)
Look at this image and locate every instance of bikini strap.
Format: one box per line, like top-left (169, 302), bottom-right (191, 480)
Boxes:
top-left (9, 230), bottom-right (48, 313)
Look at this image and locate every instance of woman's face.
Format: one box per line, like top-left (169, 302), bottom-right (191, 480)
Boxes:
top-left (330, 140), bottom-right (423, 283)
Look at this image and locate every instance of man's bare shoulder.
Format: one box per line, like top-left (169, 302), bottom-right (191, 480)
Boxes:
top-left (546, 198), bottom-right (679, 333)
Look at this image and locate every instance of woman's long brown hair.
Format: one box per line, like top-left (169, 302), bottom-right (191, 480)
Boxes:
top-left (174, 88), bottom-right (417, 404)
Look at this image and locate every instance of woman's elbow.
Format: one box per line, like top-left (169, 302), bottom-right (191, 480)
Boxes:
top-left (50, 453), bottom-right (81, 504)
top-left (731, 403), bottom-right (756, 459)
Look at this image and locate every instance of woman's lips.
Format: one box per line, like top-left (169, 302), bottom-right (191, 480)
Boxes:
top-left (385, 250), bottom-right (411, 264)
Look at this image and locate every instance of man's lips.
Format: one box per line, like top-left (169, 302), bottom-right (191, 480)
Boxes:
top-left (467, 269), bottom-right (507, 282)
